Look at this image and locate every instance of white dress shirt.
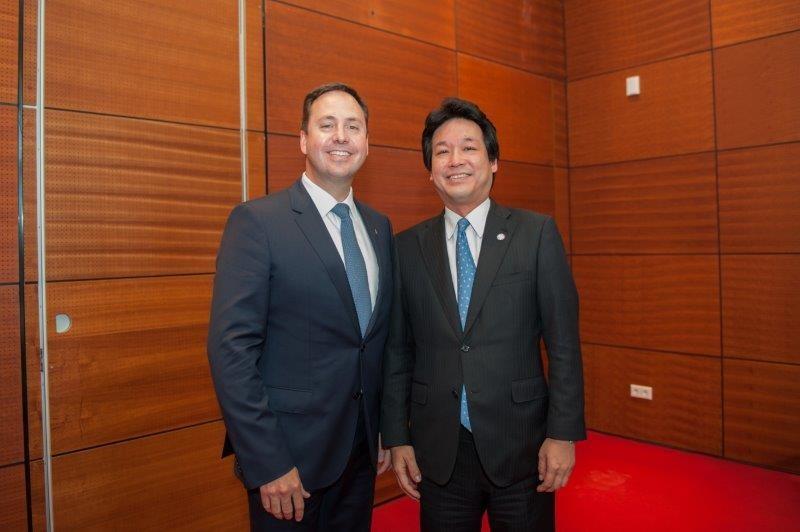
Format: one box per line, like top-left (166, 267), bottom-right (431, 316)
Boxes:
top-left (443, 197), bottom-right (491, 298)
top-left (302, 174), bottom-right (379, 310)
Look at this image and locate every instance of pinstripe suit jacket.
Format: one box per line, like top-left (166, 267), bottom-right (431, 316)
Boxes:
top-left (381, 200), bottom-right (585, 487)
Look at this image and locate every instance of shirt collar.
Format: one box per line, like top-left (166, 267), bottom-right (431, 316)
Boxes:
top-left (301, 173), bottom-right (356, 217)
top-left (443, 197), bottom-right (491, 240)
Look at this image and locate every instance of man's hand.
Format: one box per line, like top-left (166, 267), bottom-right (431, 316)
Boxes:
top-left (259, 467), bottom-right (311, 521)
top-left (537, 438), bottom-right (575, 492)
top-left (390, 445), bottom-right (421, 500)
top-left (377, 435), bottom-right (392, 475)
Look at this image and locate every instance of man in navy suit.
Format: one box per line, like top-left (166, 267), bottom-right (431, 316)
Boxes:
top-left (208, 83), bottom-right (393, 531)
top-left (382, 98), bottom-right (585, 531)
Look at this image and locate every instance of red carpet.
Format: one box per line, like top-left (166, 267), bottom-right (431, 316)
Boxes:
top-left (373, 431), bottom-right (800, 531)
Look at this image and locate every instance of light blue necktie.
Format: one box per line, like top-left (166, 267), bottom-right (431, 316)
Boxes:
top-left (456, 217), bottom-right (476, 431)
top-left (331, 203), bottom-right (372, 337)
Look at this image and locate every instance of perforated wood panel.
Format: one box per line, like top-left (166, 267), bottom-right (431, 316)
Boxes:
top-left (568, 52), bottom-right (714, 166)
top-left (266, 1), bottom-right (457, 150)
top-left (457, 0), bottom-right (564, 78)
top-left (573, 255), bottom-right (721, 356)
top-left (280, 0), bottom-right (455, 49)
top-left (25, 276), bottom-right (219, 456)
top-left (719, 142), bottom-right (800, 253)
top-left (714, 31), bottom-right (800, 150)
top-left (565, 0), bottom-right (710, 79)
top-left (458, 54), bottom-right (556, 165)
top-left (0, 1), bottom-right (17, 104)
top-left (711, 0), bottom-right (800, 47)
top-left (722, 255), bottom-right (800, 365)
top-left (44, 0), bottom-right (240, 128)
top-left (0, 285), bottom-right (22, 466)
top-left (30, 422), bottom-right (248, 531)
top-left (583, 344), bottom-right (722, 455)
top-left (571, 153), bottom-right (718, 254)
top-left (266, 134), bottom-right (440, 232)
top-left (724, 359), bottom-right (800, 473)
top-left (23, 110), bottom-right (242, 281)
top-left (0, 105), bottom-right (17, 282)
top-left (0, 464), bottom-right (27, 531)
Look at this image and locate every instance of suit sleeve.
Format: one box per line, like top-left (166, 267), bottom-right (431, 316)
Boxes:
top-left (207, 203), bottom-right (295, 489)
top-left (380, 239), bottom-right (415, 447)
top-left (537, 217), bottom-right (587, 441)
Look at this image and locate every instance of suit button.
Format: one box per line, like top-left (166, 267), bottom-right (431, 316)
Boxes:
top-left (353, 390), bottom-right (363, 400)
top-left (451, 389), bottom-right (459, 399)
top-left (360, 344), bottom-right (366, 353)
top-left (460, 345), bottom-right (470, 352)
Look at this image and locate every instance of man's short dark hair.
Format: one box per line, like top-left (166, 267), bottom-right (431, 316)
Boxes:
top-left (300, 82), bottom-right (369, 132)
top-left (421, 97), bottom-right (499, 171)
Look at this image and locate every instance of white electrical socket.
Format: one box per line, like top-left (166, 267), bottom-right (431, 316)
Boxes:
top-left (626, 75), bottom-right (640, 96)
top-left (630, 384), bottom-right (653, 400)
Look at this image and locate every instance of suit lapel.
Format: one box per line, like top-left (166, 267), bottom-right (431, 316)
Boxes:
top-left (463, 201), bottom-right (516, 336)
top-left (355, 200), bottom-right (388, 338)
top-left (289, 180), bottom-right (361, 337)
top-left (419, 216), bottom-right (463, 339)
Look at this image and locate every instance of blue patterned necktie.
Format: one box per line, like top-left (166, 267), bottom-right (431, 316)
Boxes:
top-left (331, 203), bottom-right (372, 337)
top-left (456, 217), bottom-right (476, 431)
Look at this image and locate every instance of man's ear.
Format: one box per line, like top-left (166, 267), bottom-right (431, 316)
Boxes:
top-left (299, 130), bottom-right (308, 155)
top-left (491, 159), bottom-right (498, 173)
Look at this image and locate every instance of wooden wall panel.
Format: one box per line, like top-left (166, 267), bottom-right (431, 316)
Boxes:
top-left (0, 0), bottom-right (17, 104)
top-left (374, 472), bottom-right (402, 505)
top-left (714, 31), bottom-right (800, 150)
top-left (719, 142), bottom-right (800, 253)
top-left (247, 0), bottom-right (265, 131)
top-left (0, 285), bottom-right (22, 466)
top-left (724, 359), bottom-right (800, 473)
top-left (552, 82), bottom-right (568, 168)
top-left (281, 0), bottom-right (455, 49)
top-left (31, 422), bottom-right (248, 531)
top-left (566, 0), bottom-right (710, 79)
top-left (711, 0), bottom-right (800, 48)
top-left (267, 2), bottom-right (457, 150)
top-left (583, 344), bottom-right (721, 455)
top-left (573, 255), bottom-right (720, 355)
top-left (571, 153), bottom-right (718, 254)
top-left (248, 131), bottom-right (267, 199)
top-left (568, 53), bottom-right (714, 167)
top-left (0, 464), bottom-right (27, 531)
top-left (554, 168), bottom-right (570, 252)
top-left (25, 276), bottom-right (219, 456)
top-left (458, 54), bottom-right (556, 165)
top-left (267, 134), bottom-right (440, 232)
top-left (722, 255), bottom-right (800, 365)
top-left (23, 110), bottom-right (242, 281)
top-left (0, 105), bottom-right (17, 282)
top-left (45, 0), bottom-right (240, 127)
top-left (457, 0), bottom-right (564, 78)
top-left (491, 162), bottom-right (554, 217)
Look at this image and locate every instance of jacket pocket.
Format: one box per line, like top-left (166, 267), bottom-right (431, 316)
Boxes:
top-left (492, 270), bottom-right (532, 287)
top-left (411, 381), bottom-right (428, 405)
top-left (511, 376), bottom-right (548, 403)
top-left (265, 386), bottom-right (312, 414)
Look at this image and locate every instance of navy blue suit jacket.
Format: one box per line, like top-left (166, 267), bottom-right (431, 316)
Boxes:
top-left (208, 179), bottom-right (393, 490)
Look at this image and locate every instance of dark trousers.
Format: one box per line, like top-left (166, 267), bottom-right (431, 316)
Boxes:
top-left (420, 427), bottom-right (554, 532)
top-left (248, 410), bottom-right (375, 532)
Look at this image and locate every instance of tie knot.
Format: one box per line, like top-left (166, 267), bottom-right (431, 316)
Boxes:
top-left (457, 217), bottom-right (470, 234)
top-left (331, 203), bottom-right (351, 220)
